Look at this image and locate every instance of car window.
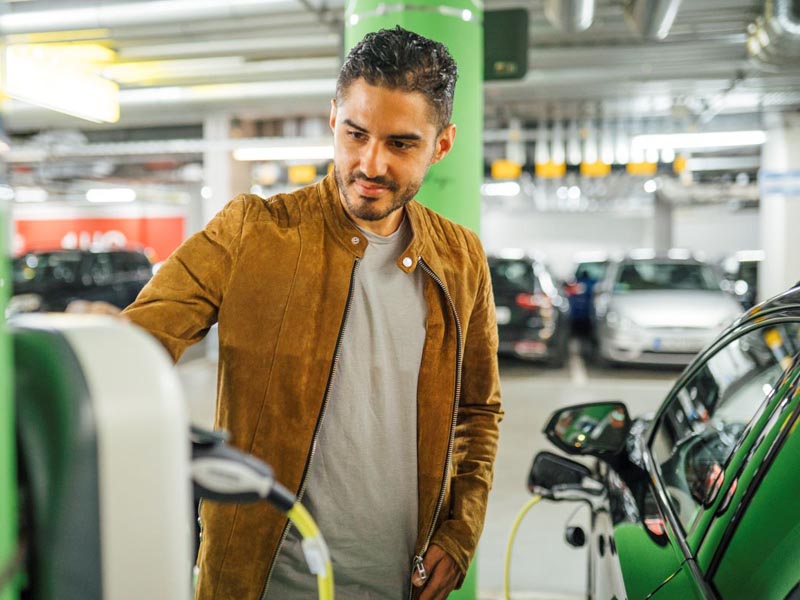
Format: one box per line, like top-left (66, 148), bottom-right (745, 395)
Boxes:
top-left (489, 259), bottom-right (537, 294)
top-left (575, 261), bottom-right (607, 282)
top-left (616, 261), bottom-right (720, 292)
top-left (649, 322), bottom-right (800, 533)
top-left (87, 254), bottom-right (114, 286)
top-left (109, 252), bottom-right (151, 272)
top-left (13, 252), bottom-right (83, 286)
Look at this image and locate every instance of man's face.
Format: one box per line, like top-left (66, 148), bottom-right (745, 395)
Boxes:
top-left (330, 78), bottom-right (455, 235)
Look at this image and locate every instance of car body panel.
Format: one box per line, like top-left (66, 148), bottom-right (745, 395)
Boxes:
top-left (560, 287), bottom-right (800, 599)
top-left (648, 565), bottom-right (707, 599)
top-left (11, 250), bottom-right (153, 312)
top-left (593, 256), bottom-right (743, 366)
top-left (708, 392), bottom-right (800, 599)
top-left (489, 254), bottom-right (570, 366)
top-left (611, 522), bottom-right (685, 599)
top-left (568, 260), bottom-right (608, 326)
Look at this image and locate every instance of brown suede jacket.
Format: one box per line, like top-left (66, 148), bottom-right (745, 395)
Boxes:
top-left (122, 174), bottom-right (503, 600)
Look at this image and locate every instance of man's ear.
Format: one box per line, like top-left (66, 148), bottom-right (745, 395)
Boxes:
top-left (329, 98), bottom-right (337, 132)
top-left (432, 124), bottom-right (456, 164)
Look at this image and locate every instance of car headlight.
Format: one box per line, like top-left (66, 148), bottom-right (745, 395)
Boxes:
top-left (606, 311), bottom-right (638, 331)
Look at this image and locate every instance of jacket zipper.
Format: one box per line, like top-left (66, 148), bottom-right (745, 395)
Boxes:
top-left (410, 258), bottom-right (464, 599)
top-left (260, 258), bottom-right (360, 600)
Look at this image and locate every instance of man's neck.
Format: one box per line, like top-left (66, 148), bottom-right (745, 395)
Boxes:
top-left (338, 193), bottom-right (405, 237)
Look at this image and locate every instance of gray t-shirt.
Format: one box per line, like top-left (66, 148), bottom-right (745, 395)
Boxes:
top-left (267, 216), bottom-right (427, 599)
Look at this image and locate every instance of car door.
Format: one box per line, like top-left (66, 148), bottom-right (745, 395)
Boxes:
top-left (642, 319), bottom-right (800, 598)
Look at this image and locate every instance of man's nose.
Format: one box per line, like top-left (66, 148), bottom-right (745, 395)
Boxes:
top-left (359, 141), bottom-right (388, 178)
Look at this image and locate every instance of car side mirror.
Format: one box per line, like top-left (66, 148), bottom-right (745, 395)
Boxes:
top-left (544, 401), bottom-right (631, 458)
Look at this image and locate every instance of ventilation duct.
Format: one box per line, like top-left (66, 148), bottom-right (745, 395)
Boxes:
top-left (747, 0), bottom-right (800, 66)
top-left (544, 0), bottom-right (595, 33)
top-left (624, 0), bottom-right (683, 40)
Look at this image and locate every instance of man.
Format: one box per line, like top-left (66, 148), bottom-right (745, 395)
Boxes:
top-left (123, 26), bottom-right (502, 600)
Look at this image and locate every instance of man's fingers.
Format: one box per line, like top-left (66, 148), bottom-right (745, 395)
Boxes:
top-left (411, 549), bottom-right (444, 588)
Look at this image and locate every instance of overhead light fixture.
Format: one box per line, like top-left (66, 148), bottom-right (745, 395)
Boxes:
top-left (4, 43), bottom-right (119, 123)
top-left (632, 130), bottom-right (767, 151)
top-left (481, 181), bottom-right (521, 197)
top-left (233, 146), bottom-right (334, 162)
top-left (14, 187), bottom-right (47, 202)
top-left (86, 188), bottom-right (136, 203)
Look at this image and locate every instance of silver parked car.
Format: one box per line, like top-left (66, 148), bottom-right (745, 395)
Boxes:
top-left (593, 252), bottom-right (743, 366)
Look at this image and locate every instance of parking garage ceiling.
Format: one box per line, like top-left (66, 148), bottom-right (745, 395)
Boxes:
top-left (2, 0), bottom-right (798, 131)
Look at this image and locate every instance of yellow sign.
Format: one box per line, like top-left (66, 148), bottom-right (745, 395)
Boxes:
top-left (673, 155), bottom-right (687, 174)
top-left (580, 161), bottom-right (611, 178)
top-left (534, 161), bottom-right (566, 179)
top-left (626, 162), bottom-right (658, 176)
top-left (4, 43), bottom-right (119, 123)
top-left (288, 165), bottom-right (318, 185)
top-left (491, 159), bottom-right (522, 180)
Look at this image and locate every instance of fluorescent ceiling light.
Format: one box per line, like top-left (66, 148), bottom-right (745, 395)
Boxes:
top-left (86, 188), bottom-right (136, 203)
top-left (14, 187), bottom-right (47, 202)
top-left (631, 130), bottom-right (766, 150)
top-left (233, 146), bottom-right (333, 162)
top-left (5, 43), bottom-right (119, 123)
top-left (481, 181), bottom-right (521, 197)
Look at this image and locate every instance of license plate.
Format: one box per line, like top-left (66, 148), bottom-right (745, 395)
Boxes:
top-left (653, 337), bottom-right (699, 352)
top-left (495, 306), bottom-right (511, 325)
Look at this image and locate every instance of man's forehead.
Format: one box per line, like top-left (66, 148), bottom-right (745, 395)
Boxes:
top-left (337, 79), bottom-right (439, 131)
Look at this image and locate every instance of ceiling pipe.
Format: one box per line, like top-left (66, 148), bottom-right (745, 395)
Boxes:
top-left (624, 0), bottom-right (683, 40)
top-left (544, 0), bottom-right (596, 33)
top-left (747, 0), bottom-right (800, 66)
top-left (0, 0), bottom-right (298, 34)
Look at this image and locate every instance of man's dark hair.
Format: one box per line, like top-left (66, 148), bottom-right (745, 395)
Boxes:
top-left (336, 26), bottom-right (459, 131)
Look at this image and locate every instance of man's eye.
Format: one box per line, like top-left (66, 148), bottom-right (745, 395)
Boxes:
top-left (348, 130), bottom-right (366, 140)
top-left (391, 140), bottom-right (412, 150)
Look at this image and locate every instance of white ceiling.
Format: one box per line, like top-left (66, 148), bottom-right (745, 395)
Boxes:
top-left (1, 0), bottom-right (799, 132)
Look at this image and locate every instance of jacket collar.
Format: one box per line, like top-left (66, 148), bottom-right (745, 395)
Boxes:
top-left (316, 173), bottom-right (430, 273)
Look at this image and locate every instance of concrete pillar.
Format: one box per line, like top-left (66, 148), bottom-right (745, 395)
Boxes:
top-left (0, 198), bottom-right (17, 600)
top-left (343, 7), bottom-right (483, 599)
top-left (759, 112), bottom-right (800, 300)
top-left (344, 0), bottom-right (483, 232)
top-left (652, 192), bottom-right (673, 251)
top-left (201, 114), bottom-right (252, 223)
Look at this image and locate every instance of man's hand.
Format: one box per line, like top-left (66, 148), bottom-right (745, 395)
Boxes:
top-left (66, 300), bottom-right (124, 316)
top-left (411, 544), bottom-right (461, 600)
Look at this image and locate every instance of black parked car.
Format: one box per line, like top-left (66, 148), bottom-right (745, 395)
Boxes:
top-left (488, 253), bottom-right (570, 367)
top-left (9, 249), bottom-right (154, 314)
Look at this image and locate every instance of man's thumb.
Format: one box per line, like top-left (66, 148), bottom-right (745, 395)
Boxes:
top-left (411, 560), bottom-right (428, 587)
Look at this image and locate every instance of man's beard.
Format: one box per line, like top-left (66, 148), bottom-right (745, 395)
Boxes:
top-left (334, 166), bottom-right (424, 222)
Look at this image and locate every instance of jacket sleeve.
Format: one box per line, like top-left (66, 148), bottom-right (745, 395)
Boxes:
top-left (430, 235), bottom-right (503, 583)
top-left (121, 196), bottom-right (247, 362)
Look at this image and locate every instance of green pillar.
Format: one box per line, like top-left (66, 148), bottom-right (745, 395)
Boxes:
top-left (0, 194), bottom-right (18, 600)
top-left (345, 7), bottom-right (483, 599)
top-left (344, 0), bottom-right (484, 233)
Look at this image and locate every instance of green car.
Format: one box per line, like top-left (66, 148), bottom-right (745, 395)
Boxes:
top-left (530, 285), bottom-right (800, 599)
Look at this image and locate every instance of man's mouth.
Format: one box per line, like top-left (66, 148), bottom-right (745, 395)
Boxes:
top-left (353, 180), bottom-right (391, 197)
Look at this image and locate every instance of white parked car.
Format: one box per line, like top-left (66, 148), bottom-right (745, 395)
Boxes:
top-left (592, 252), bottom-right (743, 366)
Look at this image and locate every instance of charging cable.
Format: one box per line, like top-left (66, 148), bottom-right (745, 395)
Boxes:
top-left (503, 495), bottom-right (542, 600)
top-left (191, 427), bottom-right (334, 600)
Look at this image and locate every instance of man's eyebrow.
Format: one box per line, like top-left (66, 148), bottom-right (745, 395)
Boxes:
top-left (342, 119), bottom-right (422, 142)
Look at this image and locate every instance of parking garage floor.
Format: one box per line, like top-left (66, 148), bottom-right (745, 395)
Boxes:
top-left (177, 338), bottom-right (681, 599)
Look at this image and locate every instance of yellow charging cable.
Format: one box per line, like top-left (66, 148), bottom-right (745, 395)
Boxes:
top-left (504, 495), bottom-right (542, 600)
top-left (287, 502), bottom-right (335, 600)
